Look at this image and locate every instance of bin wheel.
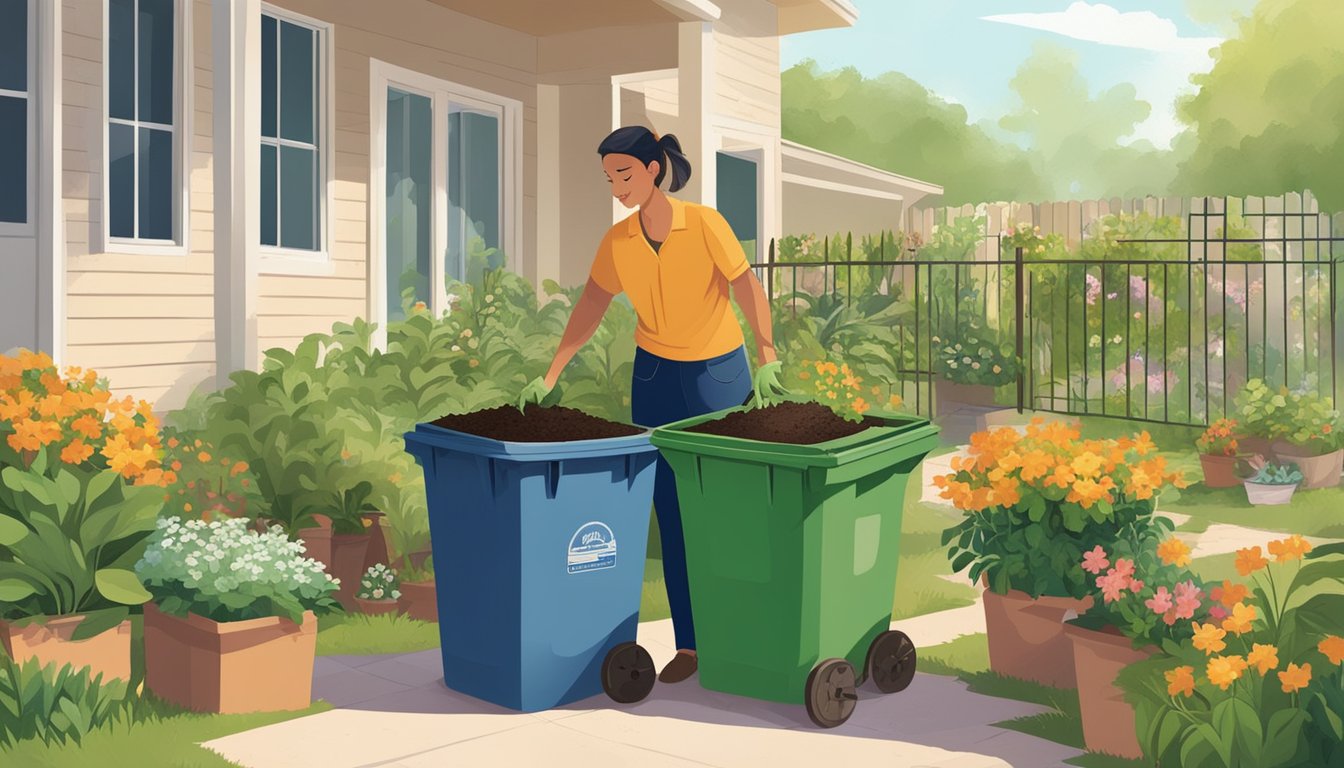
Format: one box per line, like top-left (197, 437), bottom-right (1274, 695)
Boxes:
top-left (804, 658), bottom-right (858, 728)
top-left (866, 630), bottom-right (917, 694)
top-left (602, 642), bottom-right (656, 704)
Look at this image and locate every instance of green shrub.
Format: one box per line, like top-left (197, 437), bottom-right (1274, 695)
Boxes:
top-left (0, 655), bottom-right (130, 748)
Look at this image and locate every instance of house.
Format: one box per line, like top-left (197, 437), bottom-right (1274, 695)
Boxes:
top-left (0, 0), bottom-right (941, 410)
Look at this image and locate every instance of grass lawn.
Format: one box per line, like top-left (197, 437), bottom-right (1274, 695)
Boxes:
top-left (0, 699), bottom-right (330, 768)
top-left (316, 612), bottom-right (441, 656)
top-left (1163, 484), bottom-right (1344, 538)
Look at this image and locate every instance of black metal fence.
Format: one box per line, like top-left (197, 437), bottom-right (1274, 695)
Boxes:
top-left (751, 204), bottom-right (1343, 427)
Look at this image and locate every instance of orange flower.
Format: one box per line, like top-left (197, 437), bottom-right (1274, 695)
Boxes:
top-left (1247, 644), bottom-right (1279, 675)
top-left (1278, 662), bottom-right (1312, 693)
top-left (1221, 602), bottom-right (1257, 636)
top-left (1207, 655), bottom-right (1244, 690)
top-left (198, 451), bottom-right (213, 463)
top-left (72, 414), bottom-right (103, 440)
top-left (171, 460), bottom-right (183, 472)
top-left (1217, 580), bottom-right (1249, 609)
top-left (1319, 636), bottom-right (1344, 666)
top-left (230, 460), bottom-right (249, 477)
top-left (1267, 535), bottom-right (1313, 563)
top-left (1192, 622), bottom-right (1227, 656)
top-left (1165, 665), bottom-right (1195, 697)
top-left (60, 439), bottom-right (94, 464)
top-left (1235, 546), bottom-right (1270, 576)
top-left (1157, 536), bottom-right (1192, 568)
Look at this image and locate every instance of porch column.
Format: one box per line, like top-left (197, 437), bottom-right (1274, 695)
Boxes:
top-left (535, 84), bottom-right (562, 292)
top-left (212, 0), bottom-right (260, 383)
top-left (677, 21), bottom-right (716, 207)
top-left (36, 1), bottom-right (63, 363)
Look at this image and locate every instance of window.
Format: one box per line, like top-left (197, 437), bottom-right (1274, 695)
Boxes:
top-left (0, 0), bottom-right (32, 227)
top-left (107, 0), bottom-right (179, 242)
top-left (447, 106), bottom-right (502, 284)
top-left (385, 87), bottom-right (432, 321)
top-left (716, 151), bottom-right (759, 262)
top-left (260, 12), bottom-right (321, 252)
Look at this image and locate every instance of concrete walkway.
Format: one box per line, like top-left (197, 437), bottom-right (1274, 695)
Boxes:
top-left (204, 618), bottom-right (1081, 768)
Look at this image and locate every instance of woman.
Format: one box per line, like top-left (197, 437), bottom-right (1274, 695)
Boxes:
top-left (519, 126), bottom-right (786, 683)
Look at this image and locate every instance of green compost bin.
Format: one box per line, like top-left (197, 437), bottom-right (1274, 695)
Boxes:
top-left (650, 407), bottom-right (939, 727)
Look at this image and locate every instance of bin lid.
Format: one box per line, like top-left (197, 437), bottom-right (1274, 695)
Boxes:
top-left (404, 421), bottom-right (658, 463)
top-left (649, 407), bottom-right (939, 469)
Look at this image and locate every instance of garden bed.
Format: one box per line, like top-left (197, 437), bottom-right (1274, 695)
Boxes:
top-left (684, 401), bottom-right (880, 444)
top-left (430, 405), bottom-right (640, 442)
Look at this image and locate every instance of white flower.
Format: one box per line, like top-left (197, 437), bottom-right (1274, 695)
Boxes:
top-left (962, 357), bottom-right (972, 364)
top-left (971, 362), bottom-right (981, 370)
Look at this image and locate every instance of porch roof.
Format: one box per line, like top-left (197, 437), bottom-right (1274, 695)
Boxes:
top-left (426, 0), bottom-right (856, 36)
top-left (781, 139), bottom-right (943, 205)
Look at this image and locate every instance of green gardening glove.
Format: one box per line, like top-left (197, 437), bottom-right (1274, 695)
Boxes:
top-left (751, 360), bottom-right (789, 407)
top-left (518, 376), bottom-right (553, 411)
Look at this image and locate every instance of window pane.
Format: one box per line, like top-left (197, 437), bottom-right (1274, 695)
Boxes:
top-left (138, 127), bottom-right (173, 239)
top-left (279, 145), bottom-right (316, 250)
top-left (108, 0), bottom-right (135, 120)
top-left (448, 110), bottom-right (500, 283)
top-left (109, 122), bottom-right (135, 237)
top-left (386, 89), bottom-right (432, 320)
top-left (0, 95), bottom-right (24, 223)
top-left (0, 0), bottom-right (26, 93)
top-left (260, 143), bottom-right (277, 246)
top-left (278, 21), bottom-right (314, 144)
top-left (260, 14), bottom-right (276, 138)
top-left (137, 0), bottom-right (174, 125)
top-left (715, 152), bottom-right (758, 260)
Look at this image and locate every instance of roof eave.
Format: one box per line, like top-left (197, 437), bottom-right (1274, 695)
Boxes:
top-left (775, 0), bottom-right (859, 35)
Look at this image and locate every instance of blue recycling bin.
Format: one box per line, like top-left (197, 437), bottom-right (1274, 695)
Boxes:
top-left (403, 421), bottom-right (659, 712)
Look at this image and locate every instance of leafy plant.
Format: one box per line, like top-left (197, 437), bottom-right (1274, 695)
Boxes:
top-left (356, 563), bottom-right (400, 602)
top-left (159, 430), bottom-right (262, 523)
top-left (1246, 459), bottom-right (1303, 487)
top-left (399, 555), bottom-right (434, 584)
top-left (933, 332), bottom-right (1019, 387)
top-left (1118, 536), bottom-right (1344, 767)
top-left (787, 358), bottom-right (896, 421)
top-left (937, 418), bottom-right (1187, 599)
top-left (1235, 379), bottom-right (1343, 453)
top-left (135, 517), bottom-right (339, 624)
top-left (1069, 536), bottom-right (1214, 649)
top-left (1197, 418), bottom-right (1242, 457)
top-left (0, 655), bottom-right (129, 748)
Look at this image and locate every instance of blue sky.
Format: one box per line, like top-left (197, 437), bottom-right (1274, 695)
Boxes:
top-left (779, 1), bottom-right (1254, 149)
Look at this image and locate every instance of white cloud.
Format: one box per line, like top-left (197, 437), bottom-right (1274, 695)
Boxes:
top-left (982, 2), bottom-right (1221, 54)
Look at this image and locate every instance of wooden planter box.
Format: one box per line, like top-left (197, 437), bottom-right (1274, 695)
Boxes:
top-left (142, 603), bottom-right (317, 714)
top-left (0, 614), bottom-right (131, 681)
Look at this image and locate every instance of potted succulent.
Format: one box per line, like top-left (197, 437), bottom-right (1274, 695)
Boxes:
top-left (1065, 536), bottom-right (1212, 759)
top-left (0, 351), bottom-right (167, 682)
top-left (938, 419), bottom-right (1187, 688)
top-left (135, 516), bottom-right (339, 713)
top-left (932, 331), bottom-right (1018, 415)
top-left (1194, 418), bottom-right (1245, 488)
top-left (354, 563), bottom-right (401, 616)
top-left (1242, 458), bottom-right (1302, 506)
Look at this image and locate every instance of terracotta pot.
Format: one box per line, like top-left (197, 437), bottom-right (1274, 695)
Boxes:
top-left (1066, 624), bottom-right (1155, 759)
top-left (354, 597), bottom-right (399, 617)
top-left (0, 615), bottom-right (132, 681)
top-left (983, 587), bottom-right (1094, 688)
top-left (295, 514), bottom-right (333, 568)
top-left (330, 531), bottom-right (372, 609)
top-left (362, 512), bottom-right (391, 570)
top-left (1198, 453), bottom-right (1246, 488)
top-left (1244, 481), bottom-right (1297, 506)
top-left (936, 379), bottom-right (999, 414)
top-left (1271, 444), bottom-right (1342, 490)
top-left (1239, 436), bottom-right (1273, 462)
top-left (398, 580), bottom-right (438, 623)
top-left (142, 603), bottom-right (317, 714)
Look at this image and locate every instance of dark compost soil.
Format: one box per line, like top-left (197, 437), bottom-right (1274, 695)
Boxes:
top-left (684, 402), bottom-right (882, 445)
top-left (431, 404), bottom-right (642, 442)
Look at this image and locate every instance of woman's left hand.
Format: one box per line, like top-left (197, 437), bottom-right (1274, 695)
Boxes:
top-left (751, 360), bottom-right (789, 407)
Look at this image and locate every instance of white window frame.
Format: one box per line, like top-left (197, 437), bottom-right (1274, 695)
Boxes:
top-left (258, 3), bottom-right (332, 272)
top-left (100, 0), bottom-right (190, 255)
top-left (368, 59), bottom-right (522, 348)
top-left (0, 0), bottom-right (36, 238)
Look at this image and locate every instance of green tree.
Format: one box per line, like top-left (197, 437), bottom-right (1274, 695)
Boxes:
top-left (1174, 0), bottom-right (1344, 208)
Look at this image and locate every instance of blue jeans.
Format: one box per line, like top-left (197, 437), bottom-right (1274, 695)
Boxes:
top-left (630, 345), bottom-right (753, 651)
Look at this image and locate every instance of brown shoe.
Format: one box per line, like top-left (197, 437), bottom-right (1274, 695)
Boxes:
top-left (659, 650), bottom-right (698, 683)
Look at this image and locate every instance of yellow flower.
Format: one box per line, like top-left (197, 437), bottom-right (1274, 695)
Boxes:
top-left (1207, 655), bottom-right (1245, 691)
top-left (1157, 536), bottom-right (1192, 568)
top-left (1221, 602), bottom-right (1257, 636)
top-left (469, 359), bottom-right (480, 368)
top-left (1278, 662), bottom-right (1312, 693)
top-left (341, 449), bottom-right (352, 461)
top-left (1267, 535), bottom-right (1313, 563)
top-left (1247, 644), bottom-right (1279, 675)
top-left (826, 390), bottom-right (837, 400)
top-left (1192, 622), bottom-right (1227, 656)
top-left (1235, 546), bottom-right (1270, 576)
top-left (1319, 636), bottom-right (1344, 666)
top-left (1165, 666), bottom-right (1195, 697)
top-left (888, 394), bottom-right (902, 407)
top-left (1070, 451), bottom-right (1104, 478)
top-left (60, 439), bottom-right (94, 464)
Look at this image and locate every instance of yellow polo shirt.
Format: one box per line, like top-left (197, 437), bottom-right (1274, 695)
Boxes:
top-left (587, 198), bottom-right (750, 362)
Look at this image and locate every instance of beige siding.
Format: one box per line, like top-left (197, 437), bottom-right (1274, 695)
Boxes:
top-left (713, 0), bottom-right (780, 129)
top-left (62, 0), bottom-right (217, 412)
top-left (253, 0), bottom-right (543, 368)
top-left (619, 76), bottom-right (681, 137)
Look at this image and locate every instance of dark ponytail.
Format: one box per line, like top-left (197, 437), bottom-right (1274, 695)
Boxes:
top-left (597, 126), bottom-right (693, 192)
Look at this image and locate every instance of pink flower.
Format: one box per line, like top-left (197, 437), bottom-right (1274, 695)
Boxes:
top-left (1174, 580), bottom-right (1202, 602)
top-left (1097, 569), bottom-right (1130, 604)
top-left (1163, 608), bottom-right (1179, 626)
top-left (1146, 586), bottom-right (1173, 615)
top-left (1209, 605), bottom-right (1229, 622)
top-left (1082, 546), bottom-right (1110, 575)
top-left (1113, 558), bottom-right (1136, 580)
top-left (1128, 578), bottom-right (1145, 594)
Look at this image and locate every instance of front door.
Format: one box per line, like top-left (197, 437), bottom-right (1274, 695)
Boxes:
top-left (716, 151), bottom-right (760, 263)
top-left (374, 64), bottom-right (508, 331)
top-left (0, 0), bottom-right (37, 355)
